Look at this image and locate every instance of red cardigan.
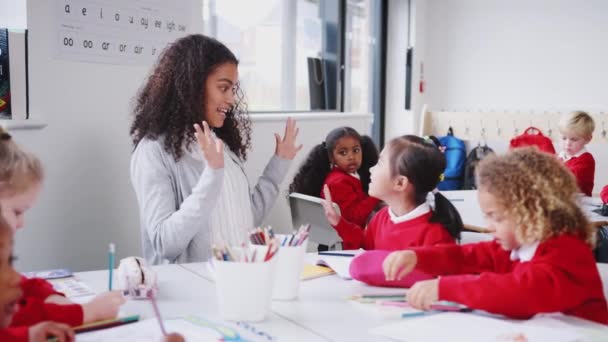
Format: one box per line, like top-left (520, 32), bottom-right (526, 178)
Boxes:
top-left (564, 152), bottom-right (595, 196)
top-left (413, 234), bottom-right (608, 324)
top-left (334, 207), bottom-right (455, 250)
top-left (601, 185), bottom-right (608, 203)
top-left (1, 277), bottom-right (84, 341)
top-left (321, 168), bottom-right (379, 227)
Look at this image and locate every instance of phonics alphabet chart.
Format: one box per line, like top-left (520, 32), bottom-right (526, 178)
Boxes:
top-left (54, 0), bottom-right (193, 65)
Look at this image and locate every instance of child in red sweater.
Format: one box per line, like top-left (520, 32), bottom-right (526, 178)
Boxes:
top-left (383, 148), bottom-right (608, 324)
top-left (601, 185), bottom-right (608, 204)
top-left (321, 135), bottom-right (463, 286)
top-left (290, 127), bottom-right (380, 249)
top-left (0, 214), bottom-right (75, 341)
top-left (558, 110), bottom-right (595, 196)
top-left (0, 128), bottom-right (125, 336)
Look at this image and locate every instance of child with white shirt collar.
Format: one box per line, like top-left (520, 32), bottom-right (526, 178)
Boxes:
top-left (321, 135), bottom-right (463, 250)
top-left (383, 148), bottom-right (608, 324)
top-left (558, 110), bottom-right (595, 196)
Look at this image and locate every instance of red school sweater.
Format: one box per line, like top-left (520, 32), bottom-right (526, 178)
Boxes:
top-left (2, 277), bottom-right (84, 341)
top-left (413, 234), bottom-right (608, 324)
top-left (321, 168), bottom-right (379, 227)
top-left (333, 207), bottom-right (455, 250)
top-left (564, 152), bottom-right (595, 196)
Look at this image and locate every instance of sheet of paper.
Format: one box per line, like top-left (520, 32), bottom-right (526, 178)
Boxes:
top-left (49, 277), bottom-right (96, 298)
top-left (76, 316), bottom-right (274, 342)
top-left (369, 312), bottom-right (582, 342)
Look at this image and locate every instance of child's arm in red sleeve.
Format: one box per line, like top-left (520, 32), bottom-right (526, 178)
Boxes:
top-left (10, 297), bottom-right (83, 327)
top-left (328, 181), bottom-right (379, 225)
top-left (350, 250), bottom-right (434, 287)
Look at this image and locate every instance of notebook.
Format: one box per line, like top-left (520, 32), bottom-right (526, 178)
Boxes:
top-left (300, 264), bottom-right (335, 280)
top-left (311, 250), bottom-right (364, 280)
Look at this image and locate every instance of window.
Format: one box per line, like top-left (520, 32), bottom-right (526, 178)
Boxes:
top-left (203, 0), bottom-right (325, 111)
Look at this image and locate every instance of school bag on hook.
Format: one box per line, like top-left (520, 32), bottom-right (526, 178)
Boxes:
top-left (438, 127), bottom-right (466, 190)
top-left (463, 144), bottom-right (494, 190)
top-left (509, 127), bottom-right (555, 154)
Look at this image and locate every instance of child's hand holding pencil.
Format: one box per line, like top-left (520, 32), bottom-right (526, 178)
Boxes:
top-left (32, 321), bottom-right (74, 342)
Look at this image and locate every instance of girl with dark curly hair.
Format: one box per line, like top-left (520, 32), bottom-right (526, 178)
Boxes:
top-left (289, 127), bottom-right (379, 249)
top-left (130, 34), bottom-right (301, 264)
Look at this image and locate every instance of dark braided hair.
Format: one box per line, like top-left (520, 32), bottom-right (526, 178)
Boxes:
top-left (289, 127), bottom-right (378, 196)
top-left (387, 135), bottom-right (463, 240)
top-left (130, 34), bottom-right (251, 161)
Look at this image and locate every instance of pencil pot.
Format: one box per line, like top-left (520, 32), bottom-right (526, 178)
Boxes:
top-left (214, 247), bottom-right (277, 322)
top-left (272, 234), bottom-right (308, 300)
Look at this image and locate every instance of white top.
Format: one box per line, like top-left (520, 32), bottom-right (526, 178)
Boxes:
top-left (510, 241), bottom-right (540, 262)
top-left (130, 137), bottom-right (290, 265)
top-left (189, 145), bottom-right (254, 247)
top-left (559, 147), bottom-right (587, 161)
top-left (388, 202), bottom-right (431, 224)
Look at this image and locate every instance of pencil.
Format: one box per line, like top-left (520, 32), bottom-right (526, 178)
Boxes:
top-left (74, 315), bottom-right (140, 334)
top-left (149, 294), bottom-right (167, 336)
top-left (108, 243), bottom-right (115, 291)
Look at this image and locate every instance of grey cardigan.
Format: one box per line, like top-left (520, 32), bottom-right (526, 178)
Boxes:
top-left (130, 138), bottom-right (291, 264)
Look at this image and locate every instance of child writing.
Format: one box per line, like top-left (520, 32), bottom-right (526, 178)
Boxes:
top-left (558, 110), bottom-right (595, 196)
top-left (383, 148), bottom-right (608, 324)
top-left (0, 214), bottom-right (74, 341)
top-left (289, 126), bottom-right (380, 230)
top-left (320, 135), bottom-right (463, 287)
top-left (0, 127), bottom-right (125, 332)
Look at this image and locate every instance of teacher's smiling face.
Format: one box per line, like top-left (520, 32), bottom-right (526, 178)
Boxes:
top-left (203, 62), bottom-right (238, 128)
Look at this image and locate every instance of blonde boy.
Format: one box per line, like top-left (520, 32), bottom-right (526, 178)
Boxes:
top-left (558, 110), bottom-right (595, 196)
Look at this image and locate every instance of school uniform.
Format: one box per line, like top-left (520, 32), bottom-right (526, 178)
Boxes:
top-left (333, 204), bottom-right (455, 250)
top-left (321, 168), bottom-right (379, 227)
top-left (601, 185), bottom-right (608, 203)
top-left (131, 136), bottom-right (290, 264)
top-left (413, 234), bottom-right (608, 324)
top-left (1, 277), bottom-right (83, 341)
top-left (559, 149), bottom-right (595, 196)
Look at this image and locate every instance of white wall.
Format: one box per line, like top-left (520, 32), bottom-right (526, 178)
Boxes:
top-left (419, 0), bottom-right (608, 192)
top-left (3, 1), bottom-right (371, 272)
top-left (424, 0), bottom-right (608, 111)
top-left (384, 0), bottom-right (430, 140)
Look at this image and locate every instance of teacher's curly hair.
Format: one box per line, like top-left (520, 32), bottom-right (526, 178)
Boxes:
top-left (130, 34), bottom-right (251, 161)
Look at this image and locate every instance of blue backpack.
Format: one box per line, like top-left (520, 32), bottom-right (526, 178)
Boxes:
top-left (437, 127), bottom-right (466, 190)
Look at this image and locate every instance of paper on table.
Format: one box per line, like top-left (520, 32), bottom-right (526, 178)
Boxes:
top-left (49, 277), bottom-right (96, 298)
top-left (369, 312), bottom-right (583, 342)
top-left (313, 249), bottom-right (364, 280)
top-left (77, 316), bottom-right (274, 341)
top-left (301, 264), bottom-right (335, 280)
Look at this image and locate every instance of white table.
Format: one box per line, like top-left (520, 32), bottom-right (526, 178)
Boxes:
top-left (75, 264), bottom-right (330, 341)
top-left (74, 257), bottom-right (608, 341)
top-left (441, 190), bottom-right (608, 232)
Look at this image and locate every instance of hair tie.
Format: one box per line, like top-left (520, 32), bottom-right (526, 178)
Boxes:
top-left (321, 141), bottom-right (326, 148)
top-left (0, 132), bottom-right (11, 141)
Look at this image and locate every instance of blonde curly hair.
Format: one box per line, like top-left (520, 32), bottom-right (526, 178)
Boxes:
top-left (0, 126), bottom-right (43, 196)
top-left (476, 148), bottom-right (594, 247)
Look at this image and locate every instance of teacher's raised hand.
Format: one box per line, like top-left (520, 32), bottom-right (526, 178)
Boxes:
top-left (274, 117), bottom-right (302, 160)
top-left (194, 121), bottom-right (224, 169)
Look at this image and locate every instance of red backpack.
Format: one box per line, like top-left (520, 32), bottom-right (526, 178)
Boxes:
top-left (509, 127), bottom-right (555, 154)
